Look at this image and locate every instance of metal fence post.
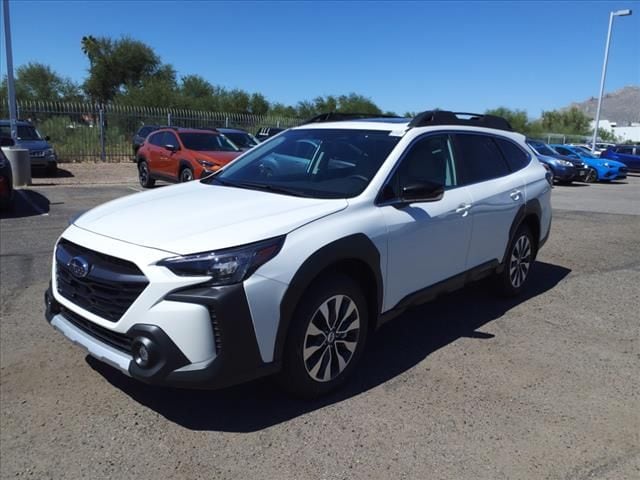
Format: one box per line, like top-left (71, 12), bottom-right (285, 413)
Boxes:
top-left (99, 106), bottom-right (106, 161)
top-left (167, 112), bottom-right (171, 126)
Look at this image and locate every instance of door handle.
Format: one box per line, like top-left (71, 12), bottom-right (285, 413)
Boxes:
top-left (455, 203), bottom-right (472, 217)
top-left (510, 190), bottom-right (521, 201)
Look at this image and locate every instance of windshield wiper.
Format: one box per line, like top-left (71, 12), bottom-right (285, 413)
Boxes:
top-left (230, 181), bottom-right (311, 197)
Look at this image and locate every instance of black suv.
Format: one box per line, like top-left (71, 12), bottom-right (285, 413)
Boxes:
top-left (132, 125), bottom-right (161, 156)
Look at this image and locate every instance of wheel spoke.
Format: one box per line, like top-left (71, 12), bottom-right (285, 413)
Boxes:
top-left (303, 294), bottom-right (361, 383)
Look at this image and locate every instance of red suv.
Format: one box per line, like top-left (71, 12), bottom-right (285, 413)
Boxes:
top-left (136, 127), bottom-right (242, 188)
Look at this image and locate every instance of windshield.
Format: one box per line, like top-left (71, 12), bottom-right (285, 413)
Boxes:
top-left (527, 141), bottom-right (556, 156)
top-left (573, 146), bottom-right (597, 158)
top-left (205, 129), bottom-right (401, 199)
top-left (0, 125), bottom-right (43, 141)
top-left (224, 132), bottom-right (259, 149)
top-left (179, 132), bottom-right (239, 152)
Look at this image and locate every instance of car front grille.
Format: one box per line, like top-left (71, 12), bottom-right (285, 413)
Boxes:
top-left (55, 239), bottom-right (148, 322)
top-left (29, 151), bottom-right (46, 158)
top-left (619, 167), bottom-right (628, 174)
top-left (61, 307), bottom-right (133, 354)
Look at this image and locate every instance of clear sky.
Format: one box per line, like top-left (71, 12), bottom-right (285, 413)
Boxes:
top-left (1, 0), bottom-right (639, 117)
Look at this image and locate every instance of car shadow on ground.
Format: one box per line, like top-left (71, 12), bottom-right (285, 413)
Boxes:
top-left (0, 189), bottom-right (50, 219)
top-left (31, 168), bottom-right (74, 179)
top-left (88, 261), bottom-right (571, 433)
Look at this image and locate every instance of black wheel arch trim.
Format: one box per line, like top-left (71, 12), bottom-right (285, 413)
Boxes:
top-left (501, 198), bottom-right (542, 268)
top-left (179, 159), bottom-right (193, 173)
top-left (274, 233), bottom-right (383, 362)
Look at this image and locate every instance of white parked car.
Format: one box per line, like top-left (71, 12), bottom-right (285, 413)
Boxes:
top-left (45, 110), bottom-right (552, 398)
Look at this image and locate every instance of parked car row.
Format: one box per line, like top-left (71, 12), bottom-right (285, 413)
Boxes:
top-left (526, 139), bottom-right (637, 184)
top-left (0, 120), bottom-right (58, 176)
top-left (132, 125), bottom-right (273, 157)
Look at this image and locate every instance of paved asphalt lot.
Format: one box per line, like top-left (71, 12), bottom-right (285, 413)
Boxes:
top-left (1, 175), bottom-right (639, 479)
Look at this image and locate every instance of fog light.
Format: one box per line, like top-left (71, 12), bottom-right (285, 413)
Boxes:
top-left (132, 337), bottom-right (155, 368)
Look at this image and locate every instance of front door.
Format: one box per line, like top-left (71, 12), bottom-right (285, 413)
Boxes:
top-left (380, 134), bottom-right (473, 311)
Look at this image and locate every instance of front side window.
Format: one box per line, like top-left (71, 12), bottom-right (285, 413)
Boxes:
top-left (617, 146), bottom-right (633, 154)
top-left (180, 133), bottom-right (239, 152)
top-left (384, 134), bottom-right (458, 200)
top-left (207, 129), bottom-right (400, 198)
top-left (163, 132), bottom-right (179, 148)
top-left (454, 133), bottom-right (510, 184)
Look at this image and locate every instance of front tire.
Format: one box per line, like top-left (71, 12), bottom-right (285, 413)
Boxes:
top-left (584, 168), bottom-right (598, 183)
top-left (180, 167), bottom-right (194, 183)
top-left (278, 274), bottom-right (369, 398)
top-left (496, 225), bottom-right (535, 297)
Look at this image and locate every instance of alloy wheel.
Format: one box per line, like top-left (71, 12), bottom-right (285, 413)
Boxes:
top-left (303, 294), bottom-right (361, 383)
top-left (181, 169), bottom-right (194, 182)
top-left (509, 234), bottom-right (532, 288)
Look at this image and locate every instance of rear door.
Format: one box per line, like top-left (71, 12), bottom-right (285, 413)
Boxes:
top-left (146, 132), bottom-right (165, 173)
top-left (453, 132), bottom-right (525, 269)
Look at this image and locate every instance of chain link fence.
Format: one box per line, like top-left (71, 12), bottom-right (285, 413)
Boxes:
top-left (1, 100), bottom-right (302, 162)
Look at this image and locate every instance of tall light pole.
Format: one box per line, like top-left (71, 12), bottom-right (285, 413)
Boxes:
top-left (591, 8), bottom-right (632, 151)
top-left (2, 0), bottom-right (18, 141)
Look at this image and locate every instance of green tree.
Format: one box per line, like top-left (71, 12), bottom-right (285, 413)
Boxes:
top-left (82, 35), bottom-right (162, 103)
top-left (0, 62), bottom-right (82, 102)
top-left (540, 107), bottom-right (591, 135)
top-left (249, 93), bottom-right (269, 115)
top-left (485, 107), bottom-right (529, 133)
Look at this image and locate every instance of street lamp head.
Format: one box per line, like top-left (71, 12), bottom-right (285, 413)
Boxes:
top-left (612, 9), bottom-right (632, 16)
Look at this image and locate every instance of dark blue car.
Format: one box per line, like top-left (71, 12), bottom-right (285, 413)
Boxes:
top-left (601, 145), bottom-right (640, 172)
top-left (526, 140), bottom-right (587, 184)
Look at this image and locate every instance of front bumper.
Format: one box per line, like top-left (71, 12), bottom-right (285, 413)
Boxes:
top-left (45, 282), bottom-right (278, 389)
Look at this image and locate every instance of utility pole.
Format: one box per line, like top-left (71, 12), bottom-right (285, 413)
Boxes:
top-left (2, 0), bottom-right (18, 141)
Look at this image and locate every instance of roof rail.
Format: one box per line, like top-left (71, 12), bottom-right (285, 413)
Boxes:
top-left (408, 110), bottom-right (513, 131)
top-left (301, 112), bottom-right (403, 125)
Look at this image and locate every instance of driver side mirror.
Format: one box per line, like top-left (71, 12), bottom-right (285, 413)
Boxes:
top-left (163, 144), bottom-right (179, 152)
top-left (400, 181), bottom-right (445, 203)
top-left (44, 135), bottom-right (51, 141)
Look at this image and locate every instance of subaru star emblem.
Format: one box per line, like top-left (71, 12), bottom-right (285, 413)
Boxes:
top-left (68, 256), bottom-right (90, 278)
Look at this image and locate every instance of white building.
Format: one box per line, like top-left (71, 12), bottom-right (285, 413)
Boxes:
top-left (591, 119), bottom-right (640, 142)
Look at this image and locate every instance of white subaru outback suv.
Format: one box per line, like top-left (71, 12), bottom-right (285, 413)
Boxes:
top-left (45, 110), bottom-right (552, 398)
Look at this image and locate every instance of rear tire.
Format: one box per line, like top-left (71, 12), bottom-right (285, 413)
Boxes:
top-left (496, 224), bottom-right (535, 297)
top-left (277, 274), bottom-right (369, 399)
top-left (138, 160), bottom-right (155, 188)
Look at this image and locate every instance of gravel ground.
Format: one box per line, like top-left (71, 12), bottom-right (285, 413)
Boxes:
top-left (30, 162), bottom-right (139, 186)
top-left (0, 174), bottom-right (638, 479)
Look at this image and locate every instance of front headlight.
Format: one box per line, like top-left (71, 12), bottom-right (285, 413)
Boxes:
top-left (603, 162), bottom-right (610, 168)
top-left (197, 159), bottom-right (217, 169)
top-left (158, 236), bottom-right (285, 285)
top-left (557, 160), bottom-right (574, 167)
top-left (45, 148), bottom-right (55, 156)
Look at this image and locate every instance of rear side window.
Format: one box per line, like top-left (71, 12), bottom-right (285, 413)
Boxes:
top-left (495, 138), bottom-right (530, 171)
top-left (454, 134), bottom-right (510, 184)
top-left (617, 146), bottom-right (633, 154)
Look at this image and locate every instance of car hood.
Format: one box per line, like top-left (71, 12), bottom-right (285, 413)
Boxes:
top-left (195, 151), bottom-right (242, 165)
top-left (74, 181), bottom-right (348, 254)
top-left (15, 139), bottom-right (51, 151)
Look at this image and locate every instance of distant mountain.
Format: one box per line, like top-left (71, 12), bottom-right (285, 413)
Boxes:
top-left (565, 86), bottom-right (640, 125)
